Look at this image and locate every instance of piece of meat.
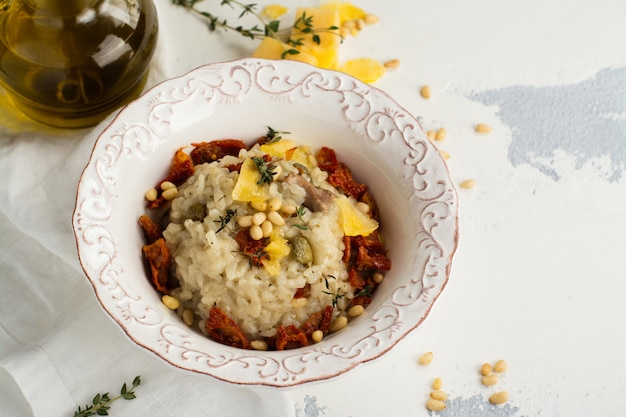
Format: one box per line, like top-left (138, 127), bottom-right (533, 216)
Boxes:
top-left (284, 173), bottom-right (334, 213)
top-left (205, 307), bottom-right (250, 349)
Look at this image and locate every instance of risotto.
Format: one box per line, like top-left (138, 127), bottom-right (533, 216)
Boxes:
top-left (139, 129), bottom-right (391, 350)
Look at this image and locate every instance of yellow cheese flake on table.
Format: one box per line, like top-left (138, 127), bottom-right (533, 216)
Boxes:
top-left (293, 7), bottom-right (341, 69)
top-left (231, 157), bottom-right (270, 202)
top-left (261, 231), bottom-right (291, 276)
top-left (262, 4), bottom-right (288, 20)
top-left (321, 1), bottom-right (366, 24)
top-left (252, 37), bottom-right (319, 66)
top-left (339, 58), bottom-right (386, 83)
top-left (336, 195), bottom-right (378, 236)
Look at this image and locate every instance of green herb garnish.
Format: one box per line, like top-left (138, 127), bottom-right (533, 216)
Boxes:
top-left (294, 206), bottom-right (309, 230)
top-left (322, 275), bottom-right (344, 308)
top-left (252, 156), bottom-right (277, 185)
top-left (74, 376), bottom-right (141, 417)
top-left (171, 0), bottom-right (343, 58)
top-left (215, 208), bottom-right (236, 232)
top-left (264, 126), bottom-right (289, 143)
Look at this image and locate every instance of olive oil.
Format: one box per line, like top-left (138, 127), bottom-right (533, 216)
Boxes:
top-left (0, 0), bottom-right (158, 128)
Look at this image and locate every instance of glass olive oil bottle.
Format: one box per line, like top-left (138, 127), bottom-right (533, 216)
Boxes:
top-left (0, 0), bottom-right (158, 128)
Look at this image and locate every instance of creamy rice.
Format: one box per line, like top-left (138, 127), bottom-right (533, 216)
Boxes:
top-left (164, 144), bottom-right (354, 339)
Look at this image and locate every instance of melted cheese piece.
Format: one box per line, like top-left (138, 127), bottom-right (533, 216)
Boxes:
top-left (231, 157), bottom-right (270, 202)
top-left (261, 230), bottom-right (291, 276)
top-left (336, 195), bottom-right (378, 236)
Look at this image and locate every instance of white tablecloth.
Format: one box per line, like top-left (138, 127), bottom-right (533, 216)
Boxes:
top-left (2, 1), bottom-right (626, 416)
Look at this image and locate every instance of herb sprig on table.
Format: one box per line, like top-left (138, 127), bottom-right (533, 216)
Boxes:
top-left (171, 0), bottom-right (342, 58)
top-left (73, 376), bottom-right (141, 417)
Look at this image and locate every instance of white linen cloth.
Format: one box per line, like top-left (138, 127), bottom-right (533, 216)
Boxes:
top-left (0, 2), bottom-right (294, 416)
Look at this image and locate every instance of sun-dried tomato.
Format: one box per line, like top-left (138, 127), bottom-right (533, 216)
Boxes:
top-left (316, 147), bottom-right (367, 200)
top-left (234, 229), bottom-right (268, 268)
top-left (148, 147), bottom-right (194, 209)
top-left (142, 238), bottom-right (171, 294)
top-left (357, 243), bottom-right (392, 271)
top-left (316, 146), bottom-right (339, 171)
top-left (300, 305), bottom-right (333, 339)
top-left (275, 324), bottom-right (309, 350)
top-left (206, 307), bottom-right (250, 349)
top-left (190, 139), bottom-right (247, 165)
top-left (294, 284), bottom-right (311, 299)
top-left (138, 214), bottom-right (162, 244)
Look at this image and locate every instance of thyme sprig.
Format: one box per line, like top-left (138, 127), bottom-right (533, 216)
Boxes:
top-left (171, 0), bottom-right (342, 58)
top-left (294, 206), bottom-right (309, 230)
top-left (252, 156), bottom-right (277, 185)
top-left (74, 376), bottom-right (141, 417)
top-left (215, 208), bottom-right (236, 232)
top-left (264, 126), bottom-right (289, 143)
top-left (322, 274), bottom-right (344, 308)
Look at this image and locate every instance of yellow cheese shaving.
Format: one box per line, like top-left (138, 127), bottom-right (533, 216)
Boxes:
top-left (336, 195), bottom-right (378, 236)
top-left (261, 230), bottom-right (291, 276)
top-left (339, 58), bottom-right (386, 83)
top-left (231, 157), bottom-right (270, 202)
top-left (261, 4), bottom-right (288, 20)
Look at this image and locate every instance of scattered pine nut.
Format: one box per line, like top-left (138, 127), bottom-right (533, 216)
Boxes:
top-left (420, 85), bottom-right (432, 99)
top-left (311, 330), bottom-right (324, 343)
top-left (460, 179), bottom-right (476, 189)
top-left (145, 188), bottom-right (158, 202)
top-left (348, 304), bottom-right (365, 317)
top-left (426, 130), bottom-right (437, 140)
top-left (475, 123), bottom-right (492, 133)
top-left (418, 351), bottom-right (434, 365)
top-left (480, 363), bottom-right (492, 376)
top-left (384, 59), bottom-right (401, 68)
top-left (330, 315), bottom-right (348, 333)
top-left (250, 340), bottom-right (269, 351)
top-left (160, 181), bottom-right (176, 190)
top-left (161, 187), bottom-right (178, 200)
top-left (430, 390), bottom-right (448, 401)
top-left (426, 399), bottom-right (447, 411)
top-left (439, 150), bottom-right (450, 160)
top-left (435, 127), bottom-right (447, 141)
top-left (494, 359), bottom-right (508, 373)
top-left (373, 272), bottom-right (385, 283)
top-left (162, 295), bottom-right (180, 310)
top-left (182, 308), bottom-right (194, 326)
top-left (489, 391), bottom-right (509, 405)
top-left (482, 374), bottom-right (499, 386)
top-left (432, 377), bottom-right (443, 391)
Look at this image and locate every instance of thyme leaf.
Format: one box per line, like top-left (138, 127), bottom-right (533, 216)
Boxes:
top-left (252, 156), bottom-right (277, 185)
top-left (73, 376), bottom-right (141, 417)
top-left (215, 209), bottom-right (236, 232)
top-left (322, 275), bottom-right (344, 308)
top-left (265, 126), bottom-right (289, 143)
top-left (294, 206), bottom-right (309, 230)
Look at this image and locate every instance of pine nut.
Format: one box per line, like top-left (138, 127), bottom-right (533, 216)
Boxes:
top-left (312, 330), bottom-right (324, 343)
top-left (475, 123), bottom-right (492, 133)
top-left (261, 220), bottom-right (273, 237)
top-left (347, 304), bottom-right (365, 317)
top-left (426, 399), bottom-right (446, 411)
top-left (249, 224), bottom-right (263, 240)
top-left (250, 200), bottom-right (268, 211)
top-left (162, 187), bottom-right (178, 200)
top-left (426, 130), bottom-right (437, 140)
top-left (440, 150), bottom-right (451, 160)
top-left (250, 340), bottom-right (268, 351)
top-left (480, 363), bottom-right (492, 376)
top-left (432, 377), bottom-right (443, 391)
top-left (420, 85), bottom-right (432, 99)
top-left (330, 315), bottom-right (348, 332)
top-left (418, 351), bottom-right (433, 365)
top-left (145, 188), bottom-right (158, 201)
top-left (162, 295), bottom-right (180, 310)
top-left (290, 297), bottom-right (308, 308)
top-left (160, 181), bottom-right (176, 190)
top-left (494, 359), bottom-right (508, 373)
top-left (355, 201), bottom-right (370, 213)
top-left (430, 390), bottom-right (448, 401)
top-left (267, 210), bottom-right (285, 226)
top-left (237, 215), bottom-right (253, 228)
top-left (343, 20), bottom-right (356, 29)
top-left (364, 13), bottom-right (379, 25)
top-left (252, 211), bottom-right (267, 225)
top-left (482, 374), bottom-right (499, 386)
top-left (489, 391), bottom-right (509, 405)
top-left (384, 59), bottom-right (400, 68)
top-left (182, 308), bottom-right (194, 326)
top-left (267, 197), bottom-right (282, 211)
top-left (435, 127), bottom-right (447, 141)
top-left (373, 272), bottom-right (384, 283)
top-left (460, 179), bottom-right (476, 189)
top-left (281, 204), bottom-right (297, 215)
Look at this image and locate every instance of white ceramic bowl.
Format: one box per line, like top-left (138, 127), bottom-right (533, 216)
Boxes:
top-left (72, 58), bottom-right (459, 387)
